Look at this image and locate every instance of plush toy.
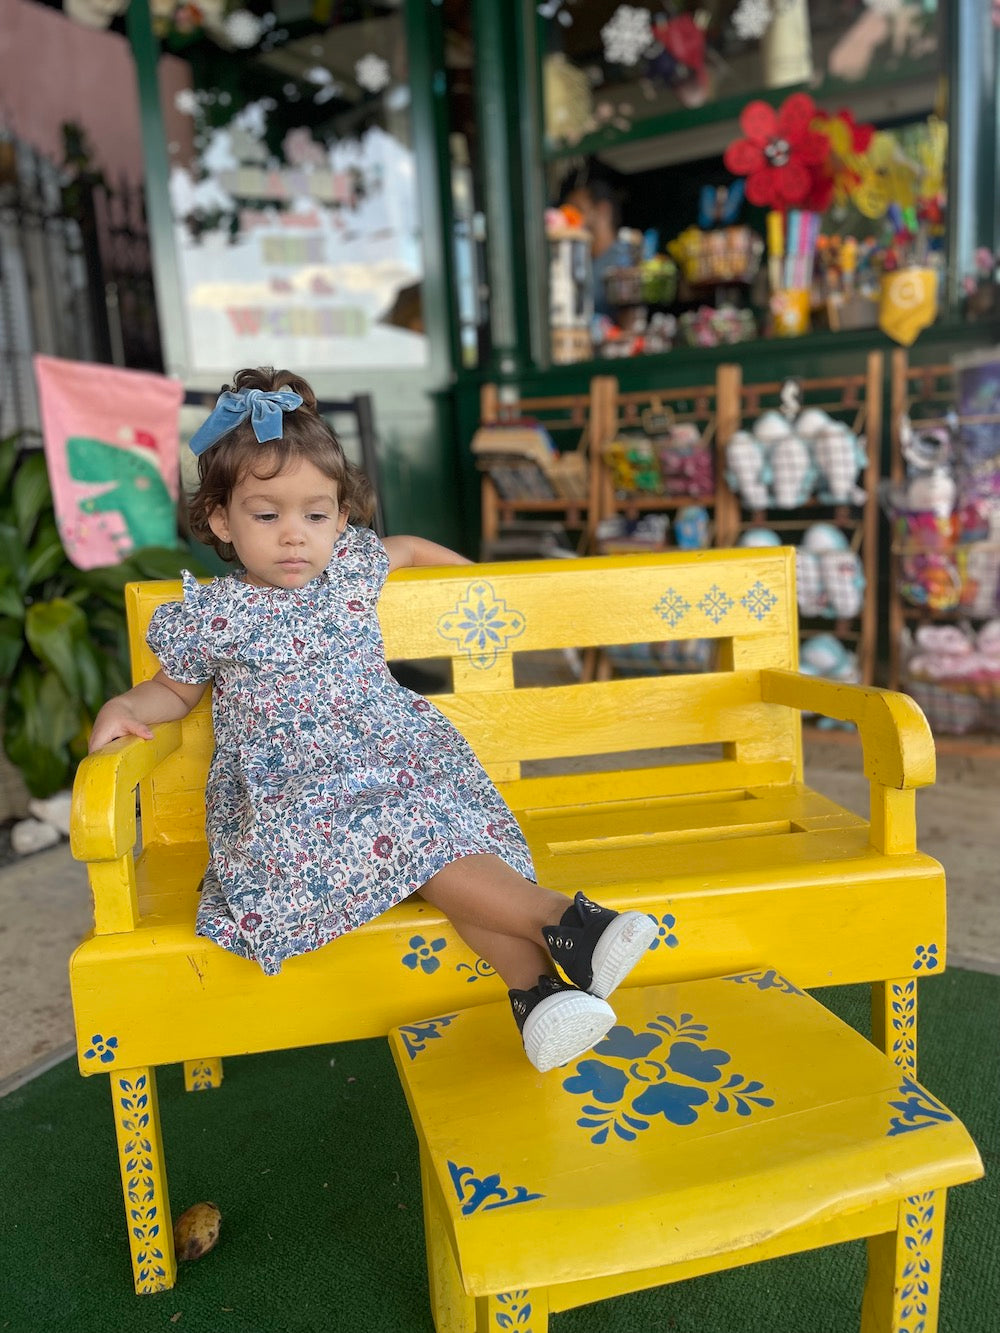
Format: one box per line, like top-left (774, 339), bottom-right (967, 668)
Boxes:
top-left (802, 523), bottom-right (865, 619)
top-left (725, 430), bottom-right (770, 509)
top-left (795, 547), bottom-right (826, 617)
top-left (737, 527), bottom-right (782, 547)
top-left (769, 432), bottom-right (816, 508)
top-left (812, 421), bottom-right (868, 505)
top-left (899, 414), bottom-right (957, 519)
top-left (751, 410), bottom-right (792, 447)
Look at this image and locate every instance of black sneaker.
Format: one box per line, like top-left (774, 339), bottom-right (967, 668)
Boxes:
top-left (509, 974), bottom-right (616, 1073)
top-left (542, 892), bottom-right (658, 999)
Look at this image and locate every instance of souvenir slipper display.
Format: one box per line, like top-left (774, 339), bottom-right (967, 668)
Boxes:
top-left (725, 400), bottom-right (867, 511)
top-left (885, 349), bottom-right (1000, 733)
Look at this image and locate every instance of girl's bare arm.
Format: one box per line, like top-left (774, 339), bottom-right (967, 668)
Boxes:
top-left (382, 535), bottom-right (473, 573)
top-left (88, 672), bottom-right (208, 752)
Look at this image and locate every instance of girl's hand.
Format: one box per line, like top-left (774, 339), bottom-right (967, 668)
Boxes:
top-left (88, 701), bottom-right (155, 753)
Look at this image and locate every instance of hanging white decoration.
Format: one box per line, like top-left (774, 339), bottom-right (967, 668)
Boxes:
top-left (600, 5), bottom-right (655, 66)
top-left (731, 0), bottom-right (774, 40)
top-left (355, 53), bottom-right (392, 94)
top-left (224, 10), bottom-right (264, 48)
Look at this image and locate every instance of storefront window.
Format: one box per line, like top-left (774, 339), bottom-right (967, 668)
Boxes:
top-left (159, 1), bottom-right (427, 376)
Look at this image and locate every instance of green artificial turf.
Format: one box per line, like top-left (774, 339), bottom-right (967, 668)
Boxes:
top-left (0, 968), bottom-right (995, 1333)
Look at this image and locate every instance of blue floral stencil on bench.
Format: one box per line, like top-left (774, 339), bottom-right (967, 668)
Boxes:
top-left (697, 584), bottom-right (735, 623)
top-left (436, 580), bottom-right (526, 668)
top-left (448, 1161), bottom-right (544, 1215)
top-left (740, 581), bottom-right (779, 621)
top-left (562, 1012), bottom-right (774, 1144)
top-left (397, 1014), bottom-right (459, 1060)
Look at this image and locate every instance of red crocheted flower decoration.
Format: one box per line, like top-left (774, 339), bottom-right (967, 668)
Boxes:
top-left (723, 92), bottom-right (830, 211)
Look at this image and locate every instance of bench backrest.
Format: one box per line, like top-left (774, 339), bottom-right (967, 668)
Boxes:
top-left (125, 547), bottom-right (801, 846)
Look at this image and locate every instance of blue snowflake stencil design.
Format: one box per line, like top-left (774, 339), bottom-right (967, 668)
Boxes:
top-left (697, 584), bottom-right (735, 623)
top-left (436, 581), bottom-right (526, 668)
top-left (740, 581), bottom-right (778, 621)
top-left (84, 1033), bottom-right (119, 1064)
top-left (402, 935), bottom-right (447, 974)
top-left (648, 912), bottom-right (679, 949)
top-left (912, 943), bottom-right (940, 972)
top-left (562, 1012), bottom-right (774, 1144)
top-left (448, 1162), bottom-right (544, 1215)
top-left (654, 587), bottom-right (691, 628)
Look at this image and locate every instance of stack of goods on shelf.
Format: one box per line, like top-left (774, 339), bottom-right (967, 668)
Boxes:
top-left (545, 206), bottom-right (594, 365)
top-left (471, 420), bottom-right (588, 504)
top-left (723, 364), bottom-right (879, 689)
top-left (603, 418), bottom-right (715, 507)
top-left (886, 349), bottom-right (1000, 734)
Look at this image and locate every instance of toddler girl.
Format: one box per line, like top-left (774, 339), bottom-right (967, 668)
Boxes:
top-left (88, 367), bottom-right (655, 1072)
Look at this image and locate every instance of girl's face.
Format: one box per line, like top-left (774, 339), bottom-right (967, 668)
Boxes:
top-left (208, 456), bottom-right (348, 589)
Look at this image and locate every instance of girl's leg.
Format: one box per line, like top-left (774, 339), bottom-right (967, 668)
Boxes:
top-left (444, 917), bottom-right (552, 992)
top-left (419, 854), bottom-right (571, 944)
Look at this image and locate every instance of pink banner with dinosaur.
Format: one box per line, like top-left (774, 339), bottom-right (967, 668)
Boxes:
top-left (33, 355), bottom-right (184, 570)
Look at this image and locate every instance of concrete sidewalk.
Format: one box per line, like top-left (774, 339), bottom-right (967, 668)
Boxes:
top-left (1, 733), bottom-right (997, 1090)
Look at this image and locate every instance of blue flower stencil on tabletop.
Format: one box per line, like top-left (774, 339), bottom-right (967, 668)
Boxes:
top-left (562, 1012), bottom-right (774, 1144)
top-left (402, 935), bottom-right (448, 974)
top-left (84, 1033), bottom-right (119, 1064)
top-left (913, 943), bottom-right (940, 972)
top-left (648, 912), bottom-right (679, 949)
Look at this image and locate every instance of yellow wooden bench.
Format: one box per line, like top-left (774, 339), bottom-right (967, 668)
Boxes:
top-left (70, 547), bottom-right (976, 1304)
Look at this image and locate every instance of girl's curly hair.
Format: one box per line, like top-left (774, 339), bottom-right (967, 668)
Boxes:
top-left (188, 367), bottom-right (376, 562)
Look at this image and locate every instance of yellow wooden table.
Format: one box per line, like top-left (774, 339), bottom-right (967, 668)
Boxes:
top-left (389, 973), bottom-right (982, 1333)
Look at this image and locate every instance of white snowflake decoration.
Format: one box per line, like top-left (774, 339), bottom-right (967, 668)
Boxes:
top-left (224, 10), bottom-right (263, 49)
top-left (600, 5), bottom-right (654, 67)
top-left (731, 0), bottom-right (773, 41)
top-left (355, 53), bottom-right (391, 94)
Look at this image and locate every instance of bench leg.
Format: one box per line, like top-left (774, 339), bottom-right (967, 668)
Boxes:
top-left (861, 1191), bottom-right (946, 1333)
top-left (184, 1058), bottom-right (224, 1091)
top-left (871, 979), bottom-right (917, 1075)
top-left (110, 1066), bottom-right (176, 1293)
top-left (421, 1153), bottom-right (476, 1333)
top-left (476, 1290), bottom-right (549, 1333)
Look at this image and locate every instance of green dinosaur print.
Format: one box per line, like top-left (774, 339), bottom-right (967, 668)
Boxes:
top-left (68, 436), bottom-right (177, 551)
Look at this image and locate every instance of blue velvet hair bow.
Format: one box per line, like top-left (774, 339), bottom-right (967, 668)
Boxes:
top-left (188, 387), bottom-right (304, 457)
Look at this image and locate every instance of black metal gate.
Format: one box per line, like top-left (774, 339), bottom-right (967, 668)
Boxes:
top-left (0, 137), bottom-right (163, 439)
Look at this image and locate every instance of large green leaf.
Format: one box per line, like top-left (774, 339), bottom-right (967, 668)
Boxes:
top-left (24, 598), bottom-right (88, 697)
top-left (0, 582), bottom-right (24, 620)
top-left (24, 516), bottom-right (67, 590)
top-left (0, 432), bottom-right (20, 499)
top-left (11, 450), bottom-right (53, 545)
top-left (3, 664), bottom-right (79, 797)
top-left (0, 523), bottom-right (27, 595)
top-left (0, 617), bottom-right (23, 679)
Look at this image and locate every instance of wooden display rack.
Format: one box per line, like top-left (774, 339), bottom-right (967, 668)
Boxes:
top-left (716, 352), bottom-right (883, 687)
top-left (593, 367), bottom-right (736, 538)
top-left (477, 379), bottom-right (612, 557)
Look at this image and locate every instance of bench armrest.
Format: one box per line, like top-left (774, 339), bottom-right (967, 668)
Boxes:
top-left (760, 670), bottom-right (935, 855)
top-left (70, 723), bottom-right (182, 933)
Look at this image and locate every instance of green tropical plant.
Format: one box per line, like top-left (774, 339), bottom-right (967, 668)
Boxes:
top-left (0, 430), bottom-right (209, 797)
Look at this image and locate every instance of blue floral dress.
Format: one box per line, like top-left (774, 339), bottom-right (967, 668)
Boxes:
top-left (146, 524), bottom-right (535, 975)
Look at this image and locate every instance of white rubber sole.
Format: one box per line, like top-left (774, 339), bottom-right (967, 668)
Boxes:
top-left (588, 911), bottom-right (658, 999)
top-left (521, 990), bottom-right (616, 1073)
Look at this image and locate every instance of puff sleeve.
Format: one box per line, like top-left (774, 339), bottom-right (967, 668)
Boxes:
top-left (145, 571), bottom-right (216, 685)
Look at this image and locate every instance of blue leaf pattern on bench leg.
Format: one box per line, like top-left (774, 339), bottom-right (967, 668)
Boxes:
top-left (436, 581), bottom-right (527, 668)
top-left (899, 1192), bottom-right (936, 1333)
top-left (448, 1161), bottom-right (544, 1214)
top-left (494, 1290), bottom-right (534, 1330)
top-left (890, 980), bottom-right (917, 1069)
top-left (562, 1012), bottom-right (774, 1144)
top-left (116, 1076), bottom-right (168, 1293)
